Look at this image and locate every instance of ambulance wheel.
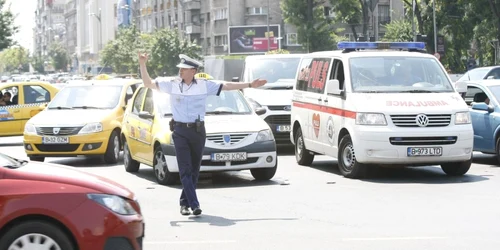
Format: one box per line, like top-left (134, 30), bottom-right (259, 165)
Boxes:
top-left (29, 156), bottom-right (45, 162)
top-left (441, 157), bottom-right (472, 176)
top-left (153, 146), bottom-right (177, 186)
top-left (295, 128), bottom-right (314, 166)
top-left (103, 131), bottom-right (120, 164)
top-left (251, 159), bottom-right (277, 181)
top-left (123, 140), bottom-right (140, 172)
top-left (338, 134), bottom-right (367, 178)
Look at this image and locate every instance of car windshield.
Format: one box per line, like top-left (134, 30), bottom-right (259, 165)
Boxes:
top-left (0, 153), bottom-right (26, 169)
top-left (459, 68), bottom-right (491, 82)
top-left (48, 85), bottom-right (123, 109)
top-left (155, 90), bottom-right (252, 116)
top-left (350, 56), bottom-right (454, 93)
top-left (244, 57), bottom-right (301, 83)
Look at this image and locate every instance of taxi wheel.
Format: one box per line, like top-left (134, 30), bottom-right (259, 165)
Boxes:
top-left (103, 131), bottom-right (120, 164)
top-left (338, 134), bottom-right (367, 179)
top-left (29, 156), bottom-right (45, 162)
top-left (251, 159), bottom-right (277, 181)
top-left (123, 140), bottom-right (140, 172)
top-left (441, 157), bottom-right (472, 176)
top-left (153, 146), bottom-right (177, 186)
top-left (0, 220), bottom-right (74, 250)
top-left (295, 128), bottom-right (314, 166)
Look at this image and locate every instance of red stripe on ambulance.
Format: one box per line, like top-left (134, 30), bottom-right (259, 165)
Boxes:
top-left (292, 101), bottom-right (356, 119)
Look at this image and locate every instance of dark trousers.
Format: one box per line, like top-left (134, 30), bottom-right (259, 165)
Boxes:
top-left (172, 124), bottom-right (206, 209)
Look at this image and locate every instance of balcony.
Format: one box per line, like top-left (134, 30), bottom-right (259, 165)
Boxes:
top-left (182, 0), bottom-right (200, 10)
top-left (185, 24), bottom-right (201, 34)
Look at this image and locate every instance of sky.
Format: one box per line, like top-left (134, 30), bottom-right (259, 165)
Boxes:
top-left (4, 0), bottom-right (36, 51)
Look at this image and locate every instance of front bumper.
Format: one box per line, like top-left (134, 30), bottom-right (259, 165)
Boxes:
top-left (351, 125), bottom-right (474, 165)
top-left (65, 199), bottom-right (144, 250)
top-left (161, 140), bottom-right (277, 172)
top-left (262, 113), bottom-right (292, 145)
top-left (23, 130), bottom-right (112, 157)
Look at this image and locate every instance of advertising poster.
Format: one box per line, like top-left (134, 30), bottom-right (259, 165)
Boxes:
top-left (117, 0), bottom-right (131, 27)
top-left (228, 25), bottom-right (280, 54)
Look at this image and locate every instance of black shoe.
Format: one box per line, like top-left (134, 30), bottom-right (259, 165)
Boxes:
top-left (180, 206), bottom-right (191, 216)
top-left (192, 207), bottom-right (202, 216)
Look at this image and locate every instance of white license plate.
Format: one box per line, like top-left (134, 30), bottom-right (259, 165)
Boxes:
top-left (42, 136), bottom-right (69, 144)
top-left (407, 147), bottom-right (442, 156)
top-left (276, 125), bottom-right (291, 132)
top-left (211, 152), bottom-right (247, 162)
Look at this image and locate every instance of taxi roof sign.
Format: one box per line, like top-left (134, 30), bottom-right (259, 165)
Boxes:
top-left (194, 73), bottom-right (214, 80)
top-left (337, 42), bottom-right (426, 51)
top-left (94, 74), bottom-right (112, 80)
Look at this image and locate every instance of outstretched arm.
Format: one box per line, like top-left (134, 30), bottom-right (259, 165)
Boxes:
top-left (138, 52), bottom-right (158, 90)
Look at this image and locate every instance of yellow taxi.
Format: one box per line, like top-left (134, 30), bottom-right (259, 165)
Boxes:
top-left (1, 82), bottom-right (59, 137)
top-left (23, 79), bottom-right (142, 163)
top-left (121, 83), bottom-right (277, 186)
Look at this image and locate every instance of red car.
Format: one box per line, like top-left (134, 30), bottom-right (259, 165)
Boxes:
top-left (0, 153), bottom-right (144, 250)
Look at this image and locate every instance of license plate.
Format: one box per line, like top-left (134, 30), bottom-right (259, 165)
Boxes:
top-left (42, 136), bottom-right (69, 144)
top-left (211, 152), bottom-right (247, 162)
top-left (276, 125), bottom-right (291, 132)
top-left (407, 147), bottom-right (442, 156)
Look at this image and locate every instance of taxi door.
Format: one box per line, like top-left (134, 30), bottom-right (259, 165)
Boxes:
top-left (136, 89), bottom-right (155, 162)
top-left (20, 84), bottom-right (53, 130)
top-left (125, 87), bottom-right (147, 161)
top-left (0, 85), bottom-right (21, 136)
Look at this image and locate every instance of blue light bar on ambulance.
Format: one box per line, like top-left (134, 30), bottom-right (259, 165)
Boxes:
top-left (337, 42), bottom-right (426, 51)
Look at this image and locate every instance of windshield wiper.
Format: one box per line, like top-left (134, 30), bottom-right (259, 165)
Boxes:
top-left (206, 111), bottom-right (236, 115)
top-left (48, 106), bottom-right (73, 110)
top-left (400, 90), bottom-right (439, 93)
top-left (72, 106), bottom-right (106, 109)
top-left (163, 113), bottom-right (173, 117)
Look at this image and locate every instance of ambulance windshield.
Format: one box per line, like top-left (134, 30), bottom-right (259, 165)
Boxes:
top-left (349, 56), bottom-right (454, 93)
top-left (244, 57), bottom-right (301, 85)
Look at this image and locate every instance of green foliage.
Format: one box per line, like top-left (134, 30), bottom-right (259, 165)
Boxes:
top-left (100, 26), bottom-right (201, 78)
top-left (48, 42), bottom-right (69, 71)
top-left (30, 55), bottom-right (45, 73)
top-left (329, 0), bottom-right (363, 40)
top-left (382, 20), bottom-right (414, 42)
top-left (0, 46), bottom-right (29, 72)
top-left (0, 0), bottom-right (18, 51)
top-left (265, 49), bottom-right (290, 55)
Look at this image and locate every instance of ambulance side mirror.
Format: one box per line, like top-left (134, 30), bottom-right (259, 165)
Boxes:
top-left (326, 79), bottom-right (343, 96)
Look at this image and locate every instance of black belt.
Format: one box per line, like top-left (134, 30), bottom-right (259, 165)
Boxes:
top-left (174, 121), bottom-right (204, 128)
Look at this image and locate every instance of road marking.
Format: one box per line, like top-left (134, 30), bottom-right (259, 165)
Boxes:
top-left (341, 236), bottom-right (447, 241)
top-left (145, 240), bottom-right (236, 245)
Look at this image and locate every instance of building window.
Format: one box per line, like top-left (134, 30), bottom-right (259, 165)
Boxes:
top-left (246, 7), bottom-right (268, 15)
top-left (286, 33), bottom-right (299, 46)
top-left (378, 4), bottom-right (390, 24)
top-left (214, 8), bottom-right (227, 20)
top-left (215, 35), bottom-right (228, 46)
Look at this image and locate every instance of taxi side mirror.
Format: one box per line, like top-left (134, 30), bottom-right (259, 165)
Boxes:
top-left (39, 103), bottom-right (48, 110)
top-left (138, 111), bottom-right (154, 120)
top-left (326, 79), bottom-right (343, 96)
top-left (255, 107), bottom-right (266, 115)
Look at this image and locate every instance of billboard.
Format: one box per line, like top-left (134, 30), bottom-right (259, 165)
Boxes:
top-left (117, 0), bottom-right (131, 27)
top-left (228, 25), bottom-right (281, 55)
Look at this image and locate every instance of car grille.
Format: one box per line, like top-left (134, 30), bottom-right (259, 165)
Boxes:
top-left (390, 114), bottom-right (451, 127)
top-left (206, 133), bottom-right (249, 146)
top-left (35, 144), bottom-right (80, 152)
top-left (268, 105), bottom-right (291, 111)
top-left (201, 157), bottom-right (259, 166)
top-left (274, 133), bottom-right (291, 142)
top-left (389, 136), bottom-right (457, 146)
top-left (36, 126), bottom-right (82, 135)
top-left (264, 115), bottom-right (291, 125)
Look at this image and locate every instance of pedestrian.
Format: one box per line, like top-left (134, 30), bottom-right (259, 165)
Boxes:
top-left (138, 52), bottom-right (267, 216)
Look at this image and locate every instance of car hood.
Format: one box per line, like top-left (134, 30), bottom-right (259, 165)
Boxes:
top-left (243, 88), bottom-right (293, 106)
top-left (6, 162), bottom-right (135, 199)
top-left (28, 109), bottom-right (113, 126)
top-left (348, 92), bottom-right (468, 113)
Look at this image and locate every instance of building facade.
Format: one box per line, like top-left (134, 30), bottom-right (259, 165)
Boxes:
top-left (65, 0), bottom-right (78, 72)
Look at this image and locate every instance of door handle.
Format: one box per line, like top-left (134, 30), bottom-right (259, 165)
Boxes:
top-left (317, 98), bottom-right (322, 101)
top-left (12, 110), bottom-right (20, 113)
top-left (323, 99), bottom-right (328, 103)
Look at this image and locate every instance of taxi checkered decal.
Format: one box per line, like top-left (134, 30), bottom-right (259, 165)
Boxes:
top-left (0, 102), bottom-right (48, 109)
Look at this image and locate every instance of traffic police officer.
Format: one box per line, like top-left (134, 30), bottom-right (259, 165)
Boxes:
top-left (138, 52), bottom-right (267, 216)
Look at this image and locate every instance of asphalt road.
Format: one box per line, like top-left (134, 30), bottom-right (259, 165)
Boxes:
top-left (2, 136), bottom-right (500, 250)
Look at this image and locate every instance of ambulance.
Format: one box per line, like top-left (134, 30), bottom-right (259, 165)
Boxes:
top-left (290, 42), bottom-right (474, 178)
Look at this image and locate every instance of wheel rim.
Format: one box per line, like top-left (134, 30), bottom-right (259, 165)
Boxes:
top-left (296, 133), bottom-right (304, 157)
top-left (123, 142), bottom-right (130, 167)
top-left (154, 150), bottom-right (167, 180)
top-left (341, 144), bottom-right (356, 171)
top-left (113, 136), bottom-right (120, 159)
top-left (8, 233), bottom-right (61, 250)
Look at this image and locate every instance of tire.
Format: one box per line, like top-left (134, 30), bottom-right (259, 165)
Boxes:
top-left (496, 137), bottom-right (500, 163)
top-left (153, 146), bottom-right (177, 185)
top-left (103, 131), bottom-right (120, 164)
top-left (0, 220), bottom-right (74, 250)
top-left (123, 140), bottom-right (140, 172)
top-left (251, 158), bottom-right (278, 181)
top-left (337, 134), bottom-right (367, 178)
top-left (295, 128), bottom-right (314, 166)
top-left (441, 157), bottom-right (472, 176)
top-left (29, 156), bottom-right (45, 162)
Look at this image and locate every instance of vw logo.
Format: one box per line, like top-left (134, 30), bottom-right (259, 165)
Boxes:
top-left (415, 114), bottom-right (429, 127)
top-left (223, 134), bottom-right (231, 145)
top-left (283, 105), bottom-right (291, 111)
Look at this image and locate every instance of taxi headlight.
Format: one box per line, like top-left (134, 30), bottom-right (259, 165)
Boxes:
top-left (247, 98), bottom-right (262, 110)
top-left (255, 129), bottom-right (274, 142)
top-left (24, 124), bottom-right (37, 135)
top-left (87, 194), bottom-right (137, 215)
top-left (356, 113), bottom-right (387, 125)
top-left (455, 111), bottom-right (471, 124)
top-left (79, 122), bottom-right (103, 134)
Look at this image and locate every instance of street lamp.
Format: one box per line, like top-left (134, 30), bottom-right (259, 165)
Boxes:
top-left (432, 0), bottom-right (437, 54)
top-left (89, 8), bottom-right (102, 50)
top-left (266, 0), bottom-right (270, 51)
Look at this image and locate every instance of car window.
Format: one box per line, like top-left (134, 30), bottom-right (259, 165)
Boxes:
top-left (206, 90), bottom-right (252, 114)
top-left (143, 89), bottom-right (154, 114)
top-left (0, 86), bottom-right (19, 106)
top-left (485, 68), bottom-right (500, 80)
top-left (295, 58), bottom-right (331, 93)
top-left (349, 56), bottom-right (453, 93)
top-left (487, 85), bottom-right (500, 104)
top-left (465, 86), bottom-right (489, 106)
top-left (132, 88), bottom-right (147, 114)
top-left (466, 68), bottom-right (491, 81)
top-left (48, 85), bottom-right (122, 109)
top-left (23, 85), bottom-right (50, 104)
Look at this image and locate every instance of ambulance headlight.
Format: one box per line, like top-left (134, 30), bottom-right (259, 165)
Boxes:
top-left (356, 113), bottom-right (387, 125)
top-left (24, 124), bottom-right (37, 135)
top-left (455, 112), bottom-right (471, 124)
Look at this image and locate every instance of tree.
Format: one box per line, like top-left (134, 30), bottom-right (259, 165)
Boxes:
top-left (0, 46), bottom-right (29, 72)
top-left (30, 55), bottom-right (45, 73)
top-left (281, 0), bottom-right (341, 52)
top-left (329, 0), bottom-right (363, 41)
top-left (382, 19), bottom-right (414, 42)
top-left (48, 42), bottom-right (69, 71)
top-left (0, 0), bottom-right (18, 51)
